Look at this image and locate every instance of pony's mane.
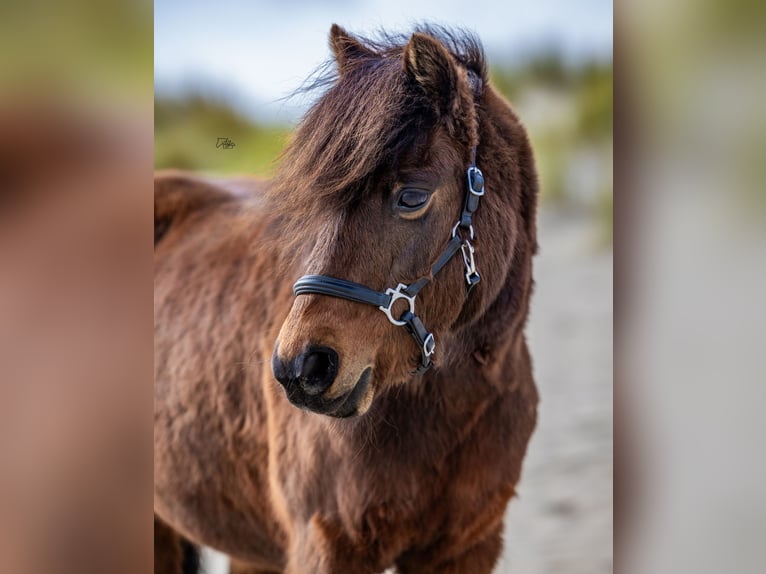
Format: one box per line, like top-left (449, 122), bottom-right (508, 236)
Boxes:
top-left (268, 26), bottom-right (486, 212)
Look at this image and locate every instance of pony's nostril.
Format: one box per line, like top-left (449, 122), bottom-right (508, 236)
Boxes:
top-left (271, 346), bottom-right (290, 386)
top-left (296, 347), bottom-right (338, 396)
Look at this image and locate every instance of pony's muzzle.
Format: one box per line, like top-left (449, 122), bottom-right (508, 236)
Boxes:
top-left (272, 343), bottom-right (373, 418)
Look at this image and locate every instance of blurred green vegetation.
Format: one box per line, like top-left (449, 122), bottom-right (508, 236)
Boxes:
top-left (489, 57), bottom-right (612, 212)
top-left (155, 96), bottom-right (290, 176)
top-left (155, 54), bottom-right (612, 238)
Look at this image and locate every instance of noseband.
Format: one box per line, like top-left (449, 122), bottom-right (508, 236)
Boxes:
top-left (292, 152), bottom-right (485, 374)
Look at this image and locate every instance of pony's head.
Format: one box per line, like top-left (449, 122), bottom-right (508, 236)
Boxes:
top-left (272, 25), bottom-right (538, 418)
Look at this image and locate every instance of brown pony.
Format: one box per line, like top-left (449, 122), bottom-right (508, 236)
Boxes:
top-left (154, 25), bottom-right (539, 574)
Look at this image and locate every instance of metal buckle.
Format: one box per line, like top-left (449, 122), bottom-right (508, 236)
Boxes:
top-left (423, 333), bottom-right (435, 357)
top-left (379, 283), bottom-right (415, 327)
top-left (466, 166), bottom-right (485, 196)
top-left (461, 240), bottom-right (481, 287)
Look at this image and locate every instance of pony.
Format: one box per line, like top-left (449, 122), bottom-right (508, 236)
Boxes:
top-left (154, 24), bottom-right (539, 574)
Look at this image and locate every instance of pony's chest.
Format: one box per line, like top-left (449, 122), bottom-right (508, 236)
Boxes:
top-left (333, 438), bottom-right (486, 534)
top-left (329, 454), bottom-right (505, 568)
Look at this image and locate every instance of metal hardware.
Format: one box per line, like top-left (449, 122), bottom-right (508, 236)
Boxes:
top-left (452, 221), bottom-right (475, 241)
top-left (379, 283), bottom-right (415, 327)
top-left (423, 333), bottom-right (436, 357)
top-left (461, 240), bottom-right (481, 287)
top-left (466, 166), bottom-right (485, 196)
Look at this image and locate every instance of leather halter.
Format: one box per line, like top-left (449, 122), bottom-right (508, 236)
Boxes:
top-left (293, 74), bottom-right (485, 374)
top-left (293, 161), bottom-right (485, 374)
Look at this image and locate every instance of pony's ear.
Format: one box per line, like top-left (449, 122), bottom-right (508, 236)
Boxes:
top-left (403, 32), bottom-right (458, 116)
top-left (154, 172), bottom-right (236, 246)
top-left (329, 24), bottom-right (375, 74)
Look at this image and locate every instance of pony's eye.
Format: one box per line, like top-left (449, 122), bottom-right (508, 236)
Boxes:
top-left (397, 189), bottom-right (431, 212)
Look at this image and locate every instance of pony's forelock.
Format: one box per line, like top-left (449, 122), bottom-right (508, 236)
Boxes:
top-left (268, 26), bottom-right (486, 215)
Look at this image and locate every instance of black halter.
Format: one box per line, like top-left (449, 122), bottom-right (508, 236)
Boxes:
top-left (292, 154), bottom-right (485, 375)
top-left (294, 70), bottom-right (485, 374)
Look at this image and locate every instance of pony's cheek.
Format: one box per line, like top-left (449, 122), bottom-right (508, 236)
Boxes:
top-left (372, 333), bottom-right (424, 385)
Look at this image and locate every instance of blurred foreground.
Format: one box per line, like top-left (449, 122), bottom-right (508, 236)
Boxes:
top-left (0, 1), bottom-right (153, 573)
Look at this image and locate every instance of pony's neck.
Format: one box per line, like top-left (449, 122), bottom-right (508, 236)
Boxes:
top-left (442, 299), bottom-right (529, 386)
top-left (433, 89), bottom-right (537, 388)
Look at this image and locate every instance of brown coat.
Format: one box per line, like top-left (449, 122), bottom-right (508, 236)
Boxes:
top-left (155, 25), bottom-right (539, 574)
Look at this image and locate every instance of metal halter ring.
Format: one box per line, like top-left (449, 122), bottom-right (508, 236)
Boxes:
top-left (378, 283), bottom-right (415, 327)
top-left (451, 221), bottom-right (475, 241)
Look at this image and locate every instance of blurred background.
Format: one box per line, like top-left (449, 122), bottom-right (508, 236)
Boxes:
top-left (155, 1), bottom-right (613, 573)
top-left (1, 1), bottom-right (153, 573)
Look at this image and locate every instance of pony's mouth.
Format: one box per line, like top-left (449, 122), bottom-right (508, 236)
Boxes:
top-left (285, 367), bottom-right (373, 418)
top-left (327, 368), bottom-right (373, 418)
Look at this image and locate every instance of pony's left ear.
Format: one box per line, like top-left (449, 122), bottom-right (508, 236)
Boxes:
top-left (403, 33), bottom-right (458, 117)
top-left (329, 24), bottom-right (375, 75)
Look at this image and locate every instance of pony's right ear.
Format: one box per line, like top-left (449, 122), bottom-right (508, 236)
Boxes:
top-left (154, 172), bottom-right (236, 247)
top-left (329, 24), bottom-right (375, 75)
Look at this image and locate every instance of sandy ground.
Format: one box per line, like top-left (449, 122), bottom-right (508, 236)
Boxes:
top-left (496, 208), bottom-right (613, 573)
top-left (201, 207), bottom-right (613, 574)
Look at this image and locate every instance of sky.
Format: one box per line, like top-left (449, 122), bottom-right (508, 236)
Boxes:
top-left (155, 0), bottom-right (612, 122)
